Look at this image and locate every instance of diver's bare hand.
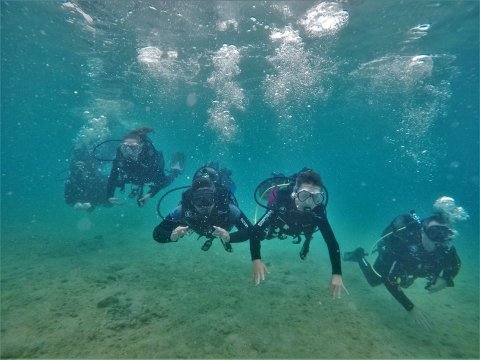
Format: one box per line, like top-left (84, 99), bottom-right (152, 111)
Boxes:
top-left (137, 193), bottom-right (152, 207)
top-left (108, 197), bottom-right (125, 205)
top-left (212, 226), bottom-right (230, 242)
top-left (171, 226), bottom-right (189, 242)
top-left (427, 277), bottom-right (447, 293)
top-left (252, 259), bottom-right (269, 286)
top-left (329, 274), bottom-right (349, 299)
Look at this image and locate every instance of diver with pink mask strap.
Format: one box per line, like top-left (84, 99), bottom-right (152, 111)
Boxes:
top-left (251, 168), bottom-right (348, 299)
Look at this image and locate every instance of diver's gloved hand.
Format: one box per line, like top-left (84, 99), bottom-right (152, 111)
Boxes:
top-left (329, 274), bottom-right (349, 299)
top-left (170, 226), bottom-right (189, 242)
top-left (212, 226), bottom-right (230, 243)
top-left (408, 306), bottom-right (432, 330)
top-left (252, 259), bottom-right (269, 286)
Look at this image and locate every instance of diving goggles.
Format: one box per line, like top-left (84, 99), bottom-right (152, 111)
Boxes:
top-left (192, 189), bottom-right (215, 207)
top-left (296, 189), bottom-right (324, 205)
top-left (425, 224), bottom-right (454, 243)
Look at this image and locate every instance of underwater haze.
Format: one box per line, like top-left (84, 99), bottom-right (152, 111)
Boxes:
top-left (1, 1), bottom-right (479, 358)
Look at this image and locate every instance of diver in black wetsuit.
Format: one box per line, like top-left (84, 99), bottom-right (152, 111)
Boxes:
top-left (153, 166), bottom-right (257, 255)
top-left (251, 168), bottom-right (348, 298)
top-left (64, 145), bottom-right (108, 211)
top-left (106, 127), bottom-right (185, 207)
top-left (343, 210), bottom-right (461, 328)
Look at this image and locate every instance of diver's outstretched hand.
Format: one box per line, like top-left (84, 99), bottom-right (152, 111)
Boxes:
top-left (252, 259), bottom-right (269, 286)
top-left (212, 226), bottom-right (230, 242)
top-left (408, 307), bottom-right (432, 330)
top-left (329, 274), bottom-right (349, 299)
top-left (137, 193), bottom-right (152, 207)
top-left (108, 197), bottom-right (126, 206)
top-left (171, 226), bottom-right (189, 242)
top-left (427, 277), bottom-right (447, 293)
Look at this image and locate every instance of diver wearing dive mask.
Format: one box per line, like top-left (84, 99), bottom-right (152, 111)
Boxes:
top-left (293, 184), bottom-right (325, 212)
top-left (119, 139), bottom-right (143, 161)
top-left (106, 127), bottom-right (185, 207)
top-left (343, 207), bottom-right (464, 327)
top-left (153, 170), bottom-right (255, 256)
top-left (423, 223), bottom-right (454, 243)
top-left (252, 168), bottom-right (348, 297)
top-left (191, 188), bottom-right (216, 214)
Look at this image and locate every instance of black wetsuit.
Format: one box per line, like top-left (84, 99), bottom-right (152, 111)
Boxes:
top-left (252, 187), bottom-right (342, 275)
top-left (106, 140), bottom-right (175, 200)
top-left (356, 214), bottom-right (461, 311)
top-left (64, 152), bottom-right (108, 210)
top-left (153, 188), bottom-right (256, 254)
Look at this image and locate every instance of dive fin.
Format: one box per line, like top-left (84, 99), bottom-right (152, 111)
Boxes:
top-left (170, 152), bottom-right (186, 174)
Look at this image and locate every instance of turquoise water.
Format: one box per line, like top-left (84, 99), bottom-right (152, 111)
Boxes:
top-left (1, 1), bottom-right (478, 358)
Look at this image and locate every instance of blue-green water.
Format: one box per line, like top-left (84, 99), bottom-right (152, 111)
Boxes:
top-left (1, 1), bottom-right (479, 358)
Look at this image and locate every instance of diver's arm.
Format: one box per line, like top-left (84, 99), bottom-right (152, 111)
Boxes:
top-left (317, 214), bottom-right (349, 298)
top-left (441, 246), bottom-right (461, 287)
top-left (248, 209), bottom-right (276, 260)
top-left (228, 206), bottom-right (263, 261)
top-left (317, 215), bottom-right (342, 275)
top-left (242, 207), bottom-right (270, 284)
top-left (106, 158), bottom-right (121, 199)
top-left (148, 151), bottom-right (174, 198)
top-left (229, 205), bottom-right (253, 243)
top-left (153, 207), bottom-right (183, 243)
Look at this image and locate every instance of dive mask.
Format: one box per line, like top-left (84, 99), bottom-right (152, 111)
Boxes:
top-left (424, 225), bottom-right (454, 243)
top-left (120, 142), bottom-right (142, 160)
top-left (296, 190), bottom-right (324, 205)
top-left (192, 189), bottom-right (215, 208)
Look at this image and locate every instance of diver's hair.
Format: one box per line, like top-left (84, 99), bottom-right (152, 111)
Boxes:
top-left (192, 177), bottom-right (215, 192)
top-left (123, 127), bottom-right (154, 141)
top-left (423, 212), bottom-right (450, 226)
top-left (295, 169), bottom-right (323, 189)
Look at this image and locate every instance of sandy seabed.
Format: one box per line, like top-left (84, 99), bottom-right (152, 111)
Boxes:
top-left (1, 221), bottom-right (479, 359)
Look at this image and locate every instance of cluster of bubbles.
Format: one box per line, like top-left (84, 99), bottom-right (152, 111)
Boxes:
top-left (264, 25), bottom-right (334, 126)
top-left (62, 1), bottom-right (96, 34)
top-left (271, 3), bottom-right (294, 19)
top-left (351, 53), bottom-right (454, 174)
top-left (206, 44), bottom-right (245, 142)
top-left (298, 2), bottom-right (349, 38)
top-left (137, 46), bottom-right (195, 83)
top-left (74, 111), bottom-right (110, 149)
top-left (262, 2), bottom-right (346, 124)
top-left (405, 23), bottom-right (431, 43)
top-left (433, 196), bottom-right (470, 223)
top-left (86, 57), bottom-right (104, 80)
top-left (355, 55), bottom-right (434, 93)
top-left (215, 1), bottom-right (241, 32)
top-left (264, 26), bottom-right (312, 119)
top-left (217, 19), bottom-right (239, 32)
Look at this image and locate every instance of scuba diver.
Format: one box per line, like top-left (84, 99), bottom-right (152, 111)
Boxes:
top-left (106, 127), bottom-right (185, 207)
top-left (343, 196), bottom-right (468, 329)
top-left (64, 144), bottom-right (108, 211)
top-left (251, 168), bottom-right (348, 297)
top-left (153, 164), bottom-right (258, 257)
